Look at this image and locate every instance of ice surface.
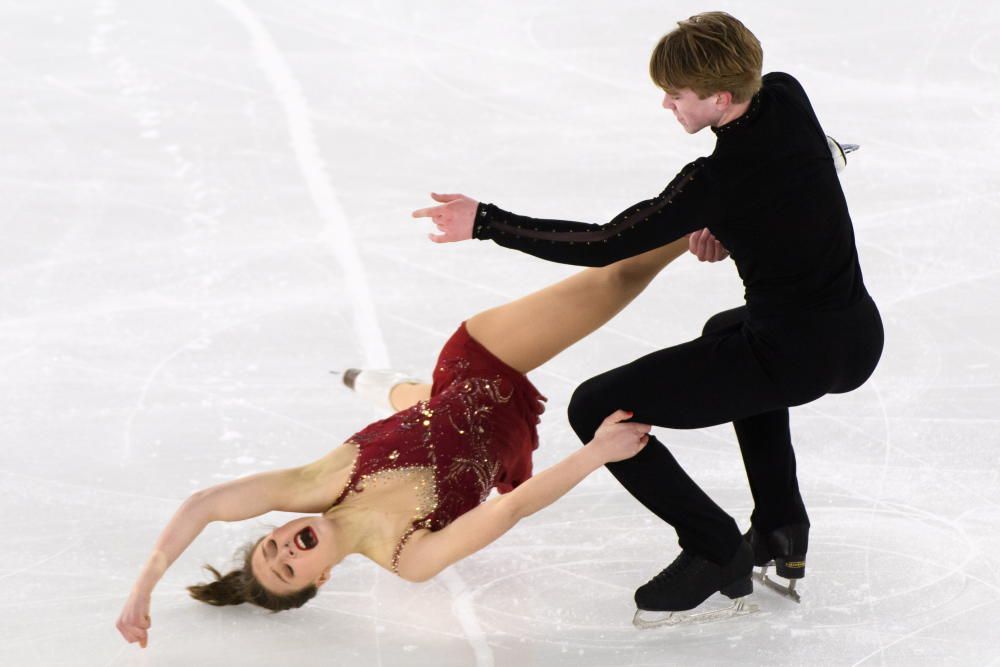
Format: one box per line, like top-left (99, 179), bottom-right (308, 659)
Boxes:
top-left (2, 1), bottom-right (999, 665)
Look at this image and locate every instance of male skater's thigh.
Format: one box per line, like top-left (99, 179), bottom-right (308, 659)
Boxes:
top-left (567, 324), bottom-right (785, 441)
top-left (701, 305), bottom-right (747, 338)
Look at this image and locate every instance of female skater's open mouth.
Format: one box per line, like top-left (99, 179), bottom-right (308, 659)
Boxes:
top-left (294, 526), bottom-right (318, 550)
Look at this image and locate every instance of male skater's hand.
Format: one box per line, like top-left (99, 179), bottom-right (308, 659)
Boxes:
top-left (592, 410), bottom-right (651, 463)
top-left (688, 228), bottom-right (729, 262)
top-left (412, 192), bottom-right (479, 243)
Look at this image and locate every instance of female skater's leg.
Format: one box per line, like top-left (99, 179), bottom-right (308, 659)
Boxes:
top-left (466, 238), bottom-right (688, 375)
top-left (385, 241), bottom-right (683, 411)
top-left (389, 382), bottom-right (432, 411)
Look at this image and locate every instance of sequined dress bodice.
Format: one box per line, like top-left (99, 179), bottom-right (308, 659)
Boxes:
top-left (331, 323), bottom-right (546, 573)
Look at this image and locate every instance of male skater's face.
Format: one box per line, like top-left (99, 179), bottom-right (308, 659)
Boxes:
top-left (661, 89), bottom-right (723, 134)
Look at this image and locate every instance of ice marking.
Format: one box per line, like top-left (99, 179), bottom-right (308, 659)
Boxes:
top-left (440, 568), bottom-right (495, 667)
top-left (216, 3), bottom-right (491, 661)
top-left (217, 0), bottom-right (388, 367)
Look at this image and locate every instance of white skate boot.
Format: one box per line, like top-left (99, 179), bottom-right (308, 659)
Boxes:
top-left (827, 135), bottom-right (860, 173)
top-left (335, 368), bottom-right (423, 413)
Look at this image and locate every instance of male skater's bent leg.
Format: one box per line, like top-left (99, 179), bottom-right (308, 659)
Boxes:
top-left (598, 434), bottom-right (744, 562)
top-left (733, 409), bottom-right (807, 531)
top-left (567, 329), bottom-right (790, 565)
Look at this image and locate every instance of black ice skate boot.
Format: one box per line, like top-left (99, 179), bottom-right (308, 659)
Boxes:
top-left (743, 522), bottom-right (809, 603)
top-left (632, 540), bottom-right (758, 629)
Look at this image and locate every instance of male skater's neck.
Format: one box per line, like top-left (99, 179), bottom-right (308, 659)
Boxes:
top-left (716, 100), bottom-right (751, 128)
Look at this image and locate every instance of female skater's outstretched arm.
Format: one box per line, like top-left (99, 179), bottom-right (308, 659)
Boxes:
top-left (398, 409), bottom-right (649, 581)
top-left (116, 455), bottom-right (345, 647)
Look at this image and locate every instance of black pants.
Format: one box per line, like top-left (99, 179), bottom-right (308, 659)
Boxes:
top-left (567, 295), bottom-right (884, 564)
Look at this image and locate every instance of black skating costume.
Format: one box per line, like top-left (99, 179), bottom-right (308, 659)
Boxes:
top-left (472, 73), bottom-right (884, 593)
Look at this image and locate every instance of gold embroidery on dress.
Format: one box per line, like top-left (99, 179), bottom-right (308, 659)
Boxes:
top-left (437, 376), bottom-right (510, 502)
top-left (387, 398), bottom-right (442, 573)
top-left (354, 466), bottom-right (439, 520)
top-left (341, 373), bottom-right (520, 575)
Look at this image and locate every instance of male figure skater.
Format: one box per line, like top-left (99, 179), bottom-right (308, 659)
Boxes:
top-left (413, 12), bottom-right (883, 625)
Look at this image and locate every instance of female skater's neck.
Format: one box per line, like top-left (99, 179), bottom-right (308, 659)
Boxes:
top-left (323, 506), bottom-right (370, 557)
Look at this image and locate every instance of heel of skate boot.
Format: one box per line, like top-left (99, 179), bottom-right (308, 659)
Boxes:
top-left (775, 557), bottom-right (805, 580)
top-left (719, 576), bottom-right (753, 599)
top-left (341, 368), bottom-right (361, 390)
top-left (742, 528), bottom-right (771, 567)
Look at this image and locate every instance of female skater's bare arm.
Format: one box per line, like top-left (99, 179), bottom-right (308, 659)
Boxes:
top-left (396, 411), bottom-right (650, 582)
top-left (131, 463), bottom-right (333, 589)
top-left (117, 453), bottom-right (340, 647)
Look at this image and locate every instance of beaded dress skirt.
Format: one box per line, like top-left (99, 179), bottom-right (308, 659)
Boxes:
top-left (332, 322), bottom-right (547, 570)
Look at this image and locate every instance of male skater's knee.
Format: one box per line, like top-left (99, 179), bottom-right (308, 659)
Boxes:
top-left (702, 312), bottom-right (728, 337)
top-left (702, 307), bottom-right (745, 337)
top-left (567, 376), bottom-right (610, 443)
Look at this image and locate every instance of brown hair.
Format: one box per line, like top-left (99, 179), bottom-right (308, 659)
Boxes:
top-left (187, 539), bottom-right (318, 612)
top-left (649, 12), bottom-right (763, 103)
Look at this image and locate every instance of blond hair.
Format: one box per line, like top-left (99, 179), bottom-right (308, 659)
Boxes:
top-left (649, 12), bottom-right (763, 103)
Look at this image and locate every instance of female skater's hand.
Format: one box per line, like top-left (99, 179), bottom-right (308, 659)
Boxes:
top-left (411, 192), bottom-right (479, 243)
top-left (592, 410), bottom-right (651, 463)
top-left (687, 228), bottom-right (729, 262)
top-left (116, 590), bottom-right (152, 648)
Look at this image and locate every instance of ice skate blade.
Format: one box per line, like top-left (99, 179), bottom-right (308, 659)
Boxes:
top-left (632, 597), bottom-right (759, 629)
top-left (762, 575), bottom-right (800, 603)
top-left (754, 565), bottom-right (801, 603)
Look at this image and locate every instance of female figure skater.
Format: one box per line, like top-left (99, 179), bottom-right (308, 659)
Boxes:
top-left (115, 239), bottom-right (689, 648)
top-left (413, 12), bottom-right (884, 626)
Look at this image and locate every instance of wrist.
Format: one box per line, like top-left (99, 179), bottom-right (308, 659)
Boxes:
top-left (578, 442), bottom-right (608, 469)
top-left (133, 554), bottom-right (167, 595)
top-left (472, 202), bottom-right (495, 240)
top-left (130, 584), bottom-right (152, 598)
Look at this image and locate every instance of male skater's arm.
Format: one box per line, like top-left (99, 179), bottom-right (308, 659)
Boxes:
top-left (413, 158), bottom-right (723, 267)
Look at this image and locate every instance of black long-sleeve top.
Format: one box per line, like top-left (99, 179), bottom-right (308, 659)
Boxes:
top-left (473, 72), bottom-right (868, 319)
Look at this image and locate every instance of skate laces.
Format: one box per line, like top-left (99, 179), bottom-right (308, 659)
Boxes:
top-left (648, 551), bottom-right (701, 588)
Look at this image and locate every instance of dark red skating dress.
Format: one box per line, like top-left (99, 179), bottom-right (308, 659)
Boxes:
top-left (332, 322), bottom-right (546, 572)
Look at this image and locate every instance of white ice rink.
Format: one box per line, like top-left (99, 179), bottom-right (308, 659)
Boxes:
top-left (3, 1), bottom-right (1000, 665)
